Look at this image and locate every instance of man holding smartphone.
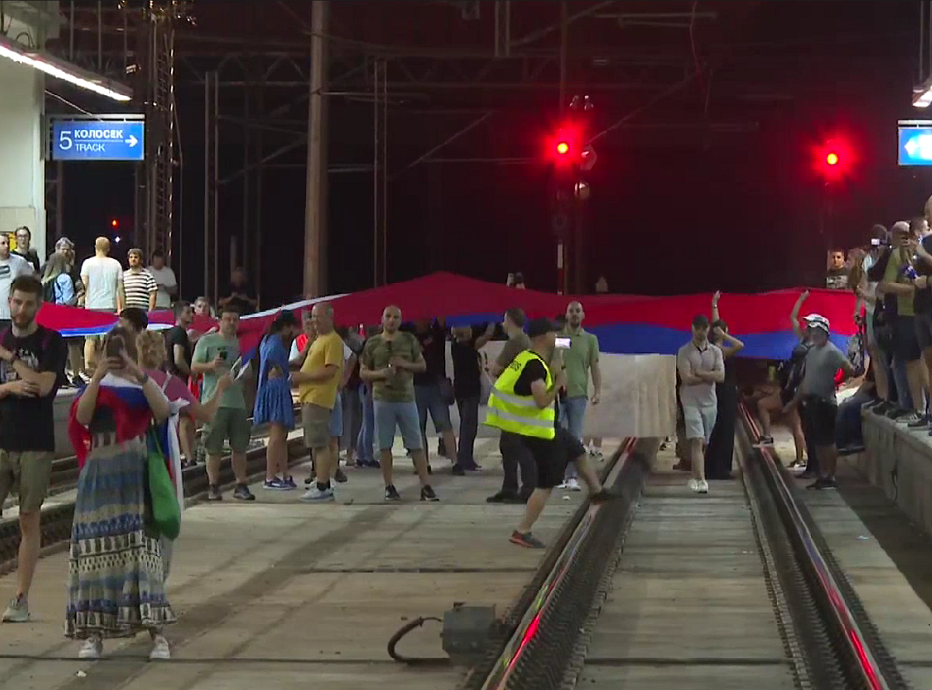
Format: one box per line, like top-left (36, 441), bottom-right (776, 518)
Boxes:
top-left (192, 305), bottom-right (254, 502)
top-left (558, 301), bottom-right (601, 491)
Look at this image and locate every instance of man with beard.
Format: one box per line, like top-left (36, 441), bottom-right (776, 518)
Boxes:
top-left (0, 275), bottom-right (67, 622)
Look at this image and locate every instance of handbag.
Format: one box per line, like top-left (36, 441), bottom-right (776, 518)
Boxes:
top-left (147, 426), bottom-right (181, 541)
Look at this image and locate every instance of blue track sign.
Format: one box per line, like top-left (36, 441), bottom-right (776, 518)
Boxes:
top-left (51, 119), bottom-right (145, 161)
top-left (899, 127), bottom-right (932, 166)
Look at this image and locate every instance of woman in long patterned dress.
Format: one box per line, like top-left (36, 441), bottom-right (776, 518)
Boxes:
top-left (66, 327), bottom-right (175, 660)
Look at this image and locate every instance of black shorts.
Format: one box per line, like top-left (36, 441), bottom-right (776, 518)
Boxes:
top-left (521, 426), bottom-right (587, 489)
top-left (800, 397), bottom-right (838, 448)
top-left (895, 315), bottom-right (922, 363)
top-left (915, 312), bottom-right (932, 351)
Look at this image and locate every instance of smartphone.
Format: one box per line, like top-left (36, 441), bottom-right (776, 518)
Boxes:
top-left (555, 336), bottom-right (571, 349)
top-left (105, 336), bottom-right (125, 358)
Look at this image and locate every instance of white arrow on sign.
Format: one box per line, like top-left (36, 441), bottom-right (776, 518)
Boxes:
top-left (125, 135), bottom-right (138, 147)
top-left (904, 134), bottom-right (932, 160)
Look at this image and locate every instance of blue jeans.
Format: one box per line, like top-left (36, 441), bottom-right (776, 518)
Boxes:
top-left (893, 357), bottom-right (913, 410)
top-left (559, 396), bottom-right (588, 479)
top-left (415, 382), bottom-right (453, 452)
top-left (356, 384), bottom-right (375, 462)
top-left (835, 390), bottom-right (874, 449)
top-left (456, 396), bottom-right (479, 467)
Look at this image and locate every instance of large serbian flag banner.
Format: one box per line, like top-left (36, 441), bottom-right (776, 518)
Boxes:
top-left (35, 272), bottom-right (858, 361)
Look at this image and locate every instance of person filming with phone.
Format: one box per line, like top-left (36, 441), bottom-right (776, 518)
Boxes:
top-left (191, 304), bottom-right (255, 502)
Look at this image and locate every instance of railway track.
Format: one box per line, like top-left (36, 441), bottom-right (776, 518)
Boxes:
top-left (463, 412), bottom-right (908, 690)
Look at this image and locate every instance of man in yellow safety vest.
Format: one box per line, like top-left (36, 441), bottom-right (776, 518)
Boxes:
top-left (486, 317), bottom-right (613, 548)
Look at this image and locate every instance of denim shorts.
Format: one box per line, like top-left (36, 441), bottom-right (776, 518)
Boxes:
top-left (682, 403), bottom-right (717, 443)
top-left (329, 391), bottom-right (343, 438)
top-left (559, 396), bottom-right (588, 441)
top-left (374, 399), bottom-right (423, 452)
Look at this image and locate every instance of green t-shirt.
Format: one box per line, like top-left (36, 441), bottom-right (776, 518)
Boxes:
top-left (192, 332), bottom-right (246, 409)
top-left (883, 250), bottom-right (915, 317)
top-left (562, 326), bottom-right (600, 399)
top-left (362, 332), bottom-right (421, 403)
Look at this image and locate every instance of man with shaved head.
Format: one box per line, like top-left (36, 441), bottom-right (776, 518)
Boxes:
top-left (360, 305), bottom-right (439, 502)
top-left (557, 301), bottom-right (602, 490)
top-left (80, 237), bottom-right (123, 374)
top-left (294, 302), bottom-right (345, 502)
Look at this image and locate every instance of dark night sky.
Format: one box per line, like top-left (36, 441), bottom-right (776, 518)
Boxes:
top-left (58, 1), bottom-right (932, 310)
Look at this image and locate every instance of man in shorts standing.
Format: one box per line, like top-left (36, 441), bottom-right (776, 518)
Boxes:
top-left (486, 318), bottom-right (611, 548)
top-left (0, 275), bottom-right (67, 622)
top-left (294, 303), bottom-right (345, 503)
top-left (676, 315), bottom-right (725, 495)
top-left (360, 305), bottom-right (439, 502)
top-left (192, 305), bottom-right (255, 502)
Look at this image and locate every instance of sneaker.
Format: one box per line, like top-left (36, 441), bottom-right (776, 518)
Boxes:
top-left (886, 407), bottom-right (907, 420)
top-left (900, 412), bottom-right (925, 426)
top-left (233, 484), bottom-right (256, 501)
top-left (698, 480), bottom-right (709, 494)
top-left (207, 484), bottom-right (223, 502)
top-left (384, 485), bottom-right (402, 502)
top-left (304, 473), bottom-right (316, 486)
top-left (807, 477), bottom-right (827, 490)
top-left (451, 464), bottom-right (466, 476)
top-left (1, 595), bottom-right (28, 623)
top-left (486, 491), bottom-right (521, 504)
top-left (510, 531), bottom-right (546, 549)
top-left (283, 476), bottom-right (297, 490)
top-left (688, 478), bottom-right (700, 493)
top-left (872, 402), bottom-right (892, 415)
top-left (149, 634), bottom-right (171, 660)
top-left (420, 485), bottom-right (439, 502)
top-left (333, 469), bottom-right (348, 484)
top-left (300, 486), bottom-right (335, 503)
top-left (909, 414), bottom-right (931, 429)
top-left (755, 435), bottom-right (775, 447)
top-left (78, 636), bottom-right (103, 659)
top-left (263, 478), bottom-right (289, 490)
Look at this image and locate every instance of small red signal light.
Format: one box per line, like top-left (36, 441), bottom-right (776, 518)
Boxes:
top-left (555, 141), bottom-right (570, 156)
top-left (825, 152), bottom-right (839, 166)
top-left (111, 219), bottom-right (119, 228)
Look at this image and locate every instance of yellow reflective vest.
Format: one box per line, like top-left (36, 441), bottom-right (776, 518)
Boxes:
top-left (486, 350), bottom-right (556, 440)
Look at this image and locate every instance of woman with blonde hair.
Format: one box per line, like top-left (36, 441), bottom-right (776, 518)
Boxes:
top-left (66, 327), bottom-right (174, 660)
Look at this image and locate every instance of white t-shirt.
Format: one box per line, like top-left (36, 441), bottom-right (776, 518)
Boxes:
top-left (148, 265), bottom-right (177, 309)
top-left (81, 255), bottom-right (124, 311)
top-left (0, 254), bottom-right (33, 319)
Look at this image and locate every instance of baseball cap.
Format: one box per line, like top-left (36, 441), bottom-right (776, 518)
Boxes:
top-left (527, 317), bottom-right (562, 338)
top-left (804, 313), bottom-right (830, 333)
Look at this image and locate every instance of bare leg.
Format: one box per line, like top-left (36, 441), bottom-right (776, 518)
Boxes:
top-left (907, 360), bottom-right (927, 412)
top-left (788, 409), bottom-right (806, 464)
top-left (231, 451), bottom-right (248, 485)
top-left (758, 394), bottom-right (780, 437)
top-left (380, 448), bottom-right (394, 486)
top-left (870, 344), bottom-right (889, 400)
top-left (83, 338), bottom-right (97, 376)
top-left (266, 424), bottom-right (286, 481)
top-left (517, 488), bottom-right (552, 533)
top-left (572, 453), bottom-right (604, 494)
top-left (441, 429), bottom-right (457, 461)
top-left (179, 416), bottom-right (196, 465)
top-left (819, 444), bottom-right (839, 479)
top-left (691, 439), bottom-right (705, 482)
top-left (16, 511), bottom-right (41, 599)
top-left (410, 448), bottom-right (431, 486)
top-left (206, 454), bottom-right (222, 486)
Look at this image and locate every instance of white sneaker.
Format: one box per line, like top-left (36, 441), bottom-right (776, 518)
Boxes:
top-left (556, 481), bottom-right (570, 490)
top-left (78, 636), bottom-right (103, 659)
top-left (566, 478), bottom-right (582, 492)
top-left (299, 486), bottom-right (335, 503)
top-left (698, 480), bottom-right (709, 494)
top-left (688, 479), bottom-right (700, 493)
top-left (149, 634), bottom-right (171, 660)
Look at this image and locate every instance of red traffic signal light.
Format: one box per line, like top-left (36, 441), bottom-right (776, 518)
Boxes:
top-left (111, 218), bottom-right (119, 228)
top-left (548, 126), bottom-right (580, 164)
top-left (555, 140), bottom-right (570, 156)
top-left (825, 151), bottom-right (839, 166)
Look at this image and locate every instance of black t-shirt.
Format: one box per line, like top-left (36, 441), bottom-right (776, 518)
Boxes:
top-left (914, 236), bottom-right (932, 314)
top-left (224, 282), bottom-right (256, 315)
top-left (513, 357), bottom-right (548, 396)
top-left (414, 322), bottom-right (447, 386)
top-left (0, 325), bottom-right (67, 452)
top-left (451, 334), bottom-right (481, 398)
top-left (165, 325), bottom-right (192, 377)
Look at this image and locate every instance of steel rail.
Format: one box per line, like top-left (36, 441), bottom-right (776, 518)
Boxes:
top-left (738, 403), bottom-right (889, 690)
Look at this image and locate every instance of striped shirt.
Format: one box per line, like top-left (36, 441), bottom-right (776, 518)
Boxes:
top-left (123, 268), bottom-right (157, 310)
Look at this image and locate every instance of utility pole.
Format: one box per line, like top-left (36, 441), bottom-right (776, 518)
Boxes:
top-left (304, 0), bottom-right (329, 297)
